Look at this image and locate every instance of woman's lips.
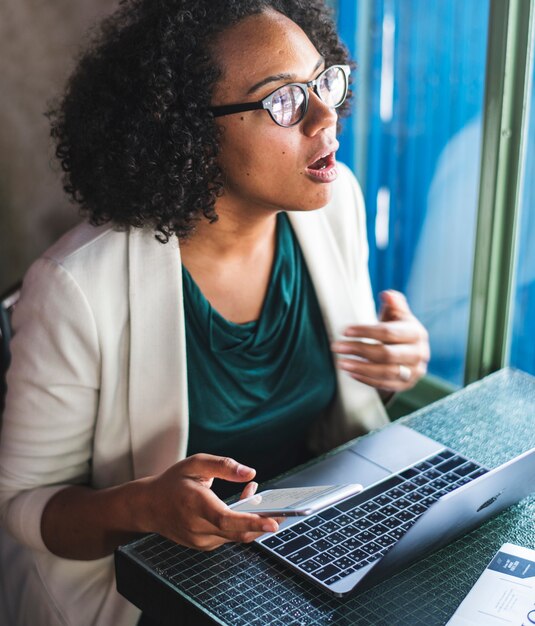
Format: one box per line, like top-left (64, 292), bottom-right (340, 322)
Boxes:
top-left (305, 151), bottom-right (338, 182)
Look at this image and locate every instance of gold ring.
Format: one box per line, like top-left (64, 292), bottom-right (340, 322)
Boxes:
top-left (399, 365), bottom-right (411, 382)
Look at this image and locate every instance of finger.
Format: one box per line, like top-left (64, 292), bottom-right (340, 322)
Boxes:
top-left (339, 359), bottom-right (428, 391)
top-left (337, 359), bottom-right (414, 383)
top-left (184, 453), bottom-right (256, 483)
top-left (340, 320), bottom-right (424, 346)
top-left (239, 481), bottom-right (258, 500)
top-left (332, 339), bottom-right (426, 366)
top-left (379, 290), bottom-right (412, 322)
top-left (200, 490), bottom-right (279, 534)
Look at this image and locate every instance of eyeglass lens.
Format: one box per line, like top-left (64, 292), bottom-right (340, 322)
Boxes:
top-left (269, 66), bottom-right (347, 127)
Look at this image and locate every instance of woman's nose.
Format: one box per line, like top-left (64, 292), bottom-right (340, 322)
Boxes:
top-left (302, 90), bottom-right (338, 135)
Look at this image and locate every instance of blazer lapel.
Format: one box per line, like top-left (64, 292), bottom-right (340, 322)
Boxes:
top-left (128, 228), bottom-right (189, 478)
top-left (288, 209), bottom-right (388, 447)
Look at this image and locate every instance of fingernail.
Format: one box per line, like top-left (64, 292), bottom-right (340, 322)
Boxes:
top-left (237, 464), bottom-right (254, 477)
top-left (262, 523), bottom-right (278, 533)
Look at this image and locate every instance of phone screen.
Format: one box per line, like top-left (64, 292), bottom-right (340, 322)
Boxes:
top-left (230, 484), bottom-right (362, 516)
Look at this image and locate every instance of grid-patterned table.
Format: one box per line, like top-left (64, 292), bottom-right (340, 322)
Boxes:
top-left (116, 368), bottom-right (535, 625)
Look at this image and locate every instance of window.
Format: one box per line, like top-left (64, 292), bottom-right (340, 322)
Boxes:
top-left (334, 0), bottom-right (535, 402)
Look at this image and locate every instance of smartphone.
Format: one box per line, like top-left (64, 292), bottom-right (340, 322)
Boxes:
top-left (229, 484), bottom-right (363, 517)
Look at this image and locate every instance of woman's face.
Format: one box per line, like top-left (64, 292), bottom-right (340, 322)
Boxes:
top-left (211, 10), bottom-right (340, 218)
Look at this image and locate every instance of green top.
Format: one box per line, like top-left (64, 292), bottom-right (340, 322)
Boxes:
top-left (183, 213), bottom-right (337, 498)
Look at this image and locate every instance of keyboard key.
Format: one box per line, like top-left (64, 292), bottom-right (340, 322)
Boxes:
top-left (341, 537), bottom-right (363, 550)
top-left (376, 494), bottom-right (393, 506)
top-left (328, 531), bottom-right (346, 545)
top-left (339, 524), bottom-right (362, 537)
top-left (437, 450), bottom-right (456, 461)
top-left (443, 471), bottom-right (462, 484)
top-left (287, 546), bottom-right (319, 565)
top-left (393, 497), bottom-right (412, 509)
top-left (414, 461), bottom-right (433, 471)
top-left (430, 478), bottom-right (449, 490)
top-left (290, 522), bottom-right (311, 535)
top-left (469, 468), bottom-right (488, 479)
top-left (352, 518), bottom-right (373, 530)
top-left (327, 545), bottom-right (346, 559)
top-left (274, 536), bottom-right (311, 557)
top-left (436, 455), bottom-right (467, 473)
top-left (456, 462), bottom-right (482, 476)
top-left (427, 454), bottom-right (446, 466)
top-left (321, 521), bottom-right (340, 533)
top-left (382, 517), bottom-right (403, 530)
top-left (313, 539), bottom-right (333, 552)
top-left (336, 475), bottom-right (404, 512)
top-left (361, 541), bottom-right (382, 556)
top-left (411, 475), bottom-right (431, 486)
top-left (357, 530), bottom-right (375, 543)
top-left (306, 527), bottom-right (327, 541)
top-left (388, 487), bottom-right (406, 499)
top-left (420, 496), bottom-right (438, 508)
top-left (395, 510), bottom-right (416, 522)
top-left (368, 511), bottom-right (386, 523)
top-left (408, 503), bottom-right (427, 515)
top-left (376, 534), bottom-right (396, 548)
top-left (333, 556), bottom-right (355, 570)
top-left (313, 553), bottom-right (333, 566)
top-left (325, 574), bottom-right (342, 585)
top-left (347, 508), bottom-right (367, 521)
top-left (369, 523), bottom-right (389, 536)
top-left (361, 501), bottom-right (380, 513)
top-left (277, 528), bottom-right (298, 542)
top-left (304, 515), bottom-right (324, 528)
top-left (333, 513), bottom-right (353, 525)
top-left (300, 559), bottom-right (321, 573)
top-left (423, 468), bottom-right (441, 479)
top-left (318, 508), bottom-right (340, 521)
top-left (313, 564), bottom-right (342, 581)
top-left (379, 504), bottom-right (399, 517)
top-left (349, 548), bottom-right (368, 561)
top-left (406, 491), bottom-right (425, 502)
top-left (399, 482), bottom-right (418, 493)
top-left (399, 468), bottom-right (419, 479)
top-left (388, 528), bottom-right (406, 540)
top-left (262, 536), bottom-right (283, 549)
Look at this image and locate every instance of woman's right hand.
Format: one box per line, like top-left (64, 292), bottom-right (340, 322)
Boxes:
top-left (140, 453), bottom-right (280, 551)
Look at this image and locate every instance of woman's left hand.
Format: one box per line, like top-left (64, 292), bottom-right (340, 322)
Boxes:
top-left (331, 290), bottom-right (430, 393)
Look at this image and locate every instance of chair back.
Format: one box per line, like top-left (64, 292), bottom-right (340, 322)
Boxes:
top-left (0, 284), bottom-right (21, 414)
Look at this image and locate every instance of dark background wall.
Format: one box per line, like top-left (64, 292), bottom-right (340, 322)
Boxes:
top-left (0, 1), bottom-right (119, 293)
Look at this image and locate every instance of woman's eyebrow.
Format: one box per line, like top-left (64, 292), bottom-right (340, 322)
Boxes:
top-left (247, 57), bottom-right (324, 95)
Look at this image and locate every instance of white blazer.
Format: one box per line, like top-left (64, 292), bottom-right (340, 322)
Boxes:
top-left (0, 163), bottom-right (387, 625)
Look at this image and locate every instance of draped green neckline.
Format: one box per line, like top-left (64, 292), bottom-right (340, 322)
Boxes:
top-left (183, 212), bottom-right (336, 498)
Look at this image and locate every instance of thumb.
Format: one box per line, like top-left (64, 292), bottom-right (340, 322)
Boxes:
top-left (185, 453), bottom-right (256, 483)
top-left (379, 290), bottom-right (412, 322)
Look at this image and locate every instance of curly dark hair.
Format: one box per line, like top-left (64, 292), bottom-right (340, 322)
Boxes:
top-left (48, 0), bottom-right (352, 243)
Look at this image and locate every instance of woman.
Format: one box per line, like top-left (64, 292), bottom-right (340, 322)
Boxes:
top-left (0, 0), bottom-right (430, 624)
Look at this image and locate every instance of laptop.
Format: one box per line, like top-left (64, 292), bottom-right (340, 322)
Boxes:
top-left (251, 423), bottom-right (535, 597)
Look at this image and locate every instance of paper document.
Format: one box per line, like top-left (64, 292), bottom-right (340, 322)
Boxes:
top-left (447, 542), bottom-right (535, 625)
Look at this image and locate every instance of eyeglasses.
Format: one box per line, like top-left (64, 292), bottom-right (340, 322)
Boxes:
top-left (210, 64), bottom-right (350, 128)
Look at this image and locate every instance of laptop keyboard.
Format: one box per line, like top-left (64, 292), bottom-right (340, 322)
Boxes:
top-left (259, 450), bottom-right (488, 587)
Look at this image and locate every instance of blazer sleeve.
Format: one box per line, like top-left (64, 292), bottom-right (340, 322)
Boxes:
top-left (0, 256), bottom-right (100, 552)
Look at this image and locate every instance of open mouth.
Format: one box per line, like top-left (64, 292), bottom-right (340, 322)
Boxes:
top-left (308, 153), bottom-right (333, 170)
top-left (305, 151), bottom-right (338, 181)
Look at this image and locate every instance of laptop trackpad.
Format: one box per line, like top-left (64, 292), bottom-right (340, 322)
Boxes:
top-left (272, 450), bottom-right (390, 489)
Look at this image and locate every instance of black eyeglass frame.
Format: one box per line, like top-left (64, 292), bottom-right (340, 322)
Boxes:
top-left (210, 64), bottom-right (351, 127)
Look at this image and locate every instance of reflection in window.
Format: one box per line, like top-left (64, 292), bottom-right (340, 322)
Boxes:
top-left (337, 0), bottom-right (490, 385)
top-left (509, 53), bottom-right (535, 375)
